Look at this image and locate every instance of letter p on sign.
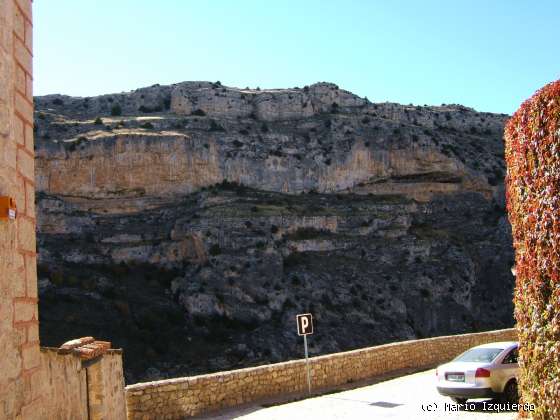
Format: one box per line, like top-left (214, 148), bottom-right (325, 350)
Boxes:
top-left (297, 313), bottom-right (313, 336)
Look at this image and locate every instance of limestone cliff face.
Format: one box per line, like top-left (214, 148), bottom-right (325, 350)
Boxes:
top-left (170, 82), bottom-right (366, 121)
top-left (36, 82), bottom-right (504, 201)
top-left (36, 134), bottom-right (484, 201)
top-left (36, 133), bottom-right (222, 198)
top-left (34, 82), bottom-right (514, 383)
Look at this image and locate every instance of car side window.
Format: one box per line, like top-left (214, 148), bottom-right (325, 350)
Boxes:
top-left (502, 348), bottom-right (518, 364)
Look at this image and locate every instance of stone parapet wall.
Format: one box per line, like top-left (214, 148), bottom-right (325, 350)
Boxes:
top-left (125, 328), bottom-right (516, 419)
top-left (88, 350), bottom-right (127, 420)
top-left (38, 348), bottom-right (88, 419)
top-left (38, 347), bottom-right (127, 419)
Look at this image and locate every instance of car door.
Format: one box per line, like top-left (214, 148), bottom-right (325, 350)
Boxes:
top-left (492, 346), bottom-right (519, 392)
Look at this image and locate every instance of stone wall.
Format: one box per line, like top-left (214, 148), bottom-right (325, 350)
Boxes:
top-left (39, 348), bottom-right (88, 419)
top-left (37, 347), bottom-right (127, 419)
top-left (125, 328), bottom-right (516, 419)
top-left (87, 350), bottom-right (127, 420)
top-left (0, 0), bottom-right (42, 418)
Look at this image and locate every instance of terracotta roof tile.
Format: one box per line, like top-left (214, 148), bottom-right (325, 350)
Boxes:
top-left (58, 337), bottom-right (112, 360)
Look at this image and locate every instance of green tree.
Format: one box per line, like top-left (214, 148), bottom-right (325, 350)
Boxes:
top-left (111, 104), bottom-right (122, 116)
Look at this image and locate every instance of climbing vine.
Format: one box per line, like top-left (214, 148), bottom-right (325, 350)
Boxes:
top-left (504, 79), bottom-right (560, 419)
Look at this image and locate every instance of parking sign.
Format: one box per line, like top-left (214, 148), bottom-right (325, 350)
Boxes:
top-left (297, 313), bottom-right (313, 336)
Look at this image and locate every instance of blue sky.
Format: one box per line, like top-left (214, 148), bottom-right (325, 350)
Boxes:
top-left (34, 1), bottom-right (559, 114)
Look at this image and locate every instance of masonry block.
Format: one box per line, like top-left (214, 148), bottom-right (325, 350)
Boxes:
top-left (13, 322), bottom-right (27, 346)
top-left (25, 254), bottom-right (36, 297)
top-left (0, 48), bottom-right (10, 103)
top-left (14, 0), bottom-right (31, 22)
top-left (14, 300), bottom-right (35, 323)
top-left (17, 216), bottom-right (35, 252)
top-left (23, 367), bottom-right (42, 405)
top-left (23, 18), bottom-right (31, 52)
top-left (24, 120), bottom-right (33, 152)
top-left (16, 146), bottom-right (33, 181)
top-left (14, 113), bottom-right (24, 145)
top-left (12, 5), bottom-right (24, 41)
top-left (13, 36), bottom-right (31, 76)
top-left (0, 13), bottom-right (10, 52)
top-left (25, 179), bottom-right (34, 217)
top-left (22, 343), bottom-right (40, 370)
top-left (26, 321), bottom-right (38, 343)
top-left (14, 62), bottom-right (25, 95)
top-left (13, 264), bottom-right (26, 297)
top-left (20, 397), bottom-right (43, 420)
top-left (15, 90), bottom-right (32, 122)
top-left (2, 132), bottom-right (17, 168)
top-left (12, 174), bottom-right (26, 215)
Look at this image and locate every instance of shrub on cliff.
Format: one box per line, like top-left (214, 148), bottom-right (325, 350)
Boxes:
top-left (138, 104), bottom-right (163, 113)
top-left (110, 104), bottom-right (122, 116)
top-left (208, 244), bottom-right (221, 256)
top-left (216, 180), bottom-right (245, 194)
top-left (94, 117), bottom-right (103, 125)
top-left (192, 109), bottom-right (206, 116)
top-left (504, 79), bottom-right (560, 419)
top-left (209, 120), bottom-right (225, 131)
top-left (286, 227), bottom-right (330, 240)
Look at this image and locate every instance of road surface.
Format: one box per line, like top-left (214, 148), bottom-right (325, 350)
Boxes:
top-left (208, 369), bottom-right (521, 419)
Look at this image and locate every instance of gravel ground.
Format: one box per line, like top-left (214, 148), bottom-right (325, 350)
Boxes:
top-left (207, 369), bottom-right (523, 420)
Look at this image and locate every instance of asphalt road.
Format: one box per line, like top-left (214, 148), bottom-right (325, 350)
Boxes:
top-left (209, 369), bottom-right (521, 420)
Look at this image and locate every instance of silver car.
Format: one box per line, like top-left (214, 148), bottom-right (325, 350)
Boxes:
top-left (436, 341), bottom-right (519, 404)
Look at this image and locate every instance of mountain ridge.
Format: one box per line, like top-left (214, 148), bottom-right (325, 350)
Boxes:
top-left (33, 81), bottom-right (514, 383)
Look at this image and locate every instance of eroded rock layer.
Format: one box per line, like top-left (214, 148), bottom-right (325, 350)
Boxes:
top-left (34, 82), bottom-right (514, 383)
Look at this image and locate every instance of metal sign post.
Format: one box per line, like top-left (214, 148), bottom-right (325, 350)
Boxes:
top-left (303, 334), bottom-right (311, 394)
top-left (296, 313), bottom-right (313, 395)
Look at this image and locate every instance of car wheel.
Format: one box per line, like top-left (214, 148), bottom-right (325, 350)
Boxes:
top-left (451, 397), bottom-right (468, 404)
top-left (503, 380), bottom-right (519, 404)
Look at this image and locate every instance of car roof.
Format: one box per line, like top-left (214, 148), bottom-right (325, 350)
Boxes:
top-left (472, 341), bottom-right (518, 350)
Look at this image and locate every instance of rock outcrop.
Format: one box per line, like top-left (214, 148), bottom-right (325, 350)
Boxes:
top-left (34, 82), bottom-right (514, 383)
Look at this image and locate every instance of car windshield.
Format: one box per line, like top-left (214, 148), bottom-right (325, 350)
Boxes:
top-left (453, 348), bottom-right (503, 363)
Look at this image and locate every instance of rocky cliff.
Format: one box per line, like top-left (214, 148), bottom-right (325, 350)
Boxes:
top-left (34, 81), bottom-right (514, 383)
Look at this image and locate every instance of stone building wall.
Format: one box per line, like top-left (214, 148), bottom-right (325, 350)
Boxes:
top-left (126, 328), bottom-right (517, 419)
top-left (0, 4), bottom-right (127, 418)
top-left (0, 0), bottom-right (42, 418)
